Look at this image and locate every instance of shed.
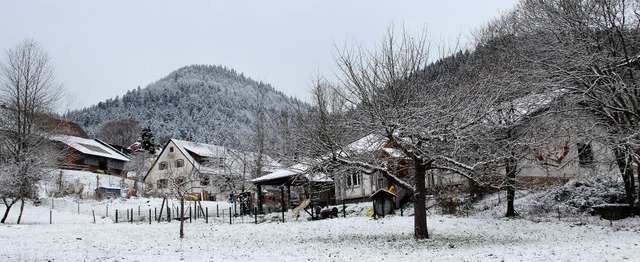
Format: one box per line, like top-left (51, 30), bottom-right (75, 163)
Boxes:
top-left (95, 186), bottom-right (122, 198)
top-left (371, 189), bottom-right (396, 218)
top-left (251, 163), bottom-right (334, 214)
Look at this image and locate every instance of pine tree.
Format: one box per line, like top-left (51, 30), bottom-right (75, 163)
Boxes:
top-left (140, 127), bottom-right (156, 154)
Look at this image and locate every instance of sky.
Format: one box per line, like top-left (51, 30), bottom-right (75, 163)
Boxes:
top-left (0, 1), bottom-right (519, 111)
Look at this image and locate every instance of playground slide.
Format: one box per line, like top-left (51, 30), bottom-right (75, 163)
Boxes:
top-left (366, 208), bottom-right (374, 217)
top-left (292, 199), bottom-right (311, 218)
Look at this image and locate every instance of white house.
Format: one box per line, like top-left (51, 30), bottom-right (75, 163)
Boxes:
top-left (334, 90), bottom-right (617, 204)
top-left (143, 139), bottom-right (281, 200)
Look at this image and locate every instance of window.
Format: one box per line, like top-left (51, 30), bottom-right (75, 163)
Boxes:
top-left (176, 159), bottom-right (184, 168)
top-left (176, 177), bottom-right (186, 186)
top-left (169, 147), bottom-right (174, 153)
top-left (577, 143), bottom-right (594, 167)
top-left (157, 179), bottom-right (168, 189)
top-left (346, 173), bottom-right (362, 187)
top-left (159, 161), bottom-right (168, 170)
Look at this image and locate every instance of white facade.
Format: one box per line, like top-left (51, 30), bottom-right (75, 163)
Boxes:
top-left (333, 134), bottom-right (615, 204)
top-left (144, 139), bottom-right (281, 200)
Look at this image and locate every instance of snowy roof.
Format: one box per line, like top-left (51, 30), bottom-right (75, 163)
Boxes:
top-left (371, 188), bottom-right (397, 198)
top-left (381, 148), bottom-right (405, 158)
top-left (169, 139), bottom-right (281, 175)
top-left (344, 134), bottom-right (387, 155)
top-left (173, 139), bottom-right (226, 159)
top-left (251, 163), bottom-right (332, 184)
top-left (52, 135), bottom-right (130, 162)
top-left (488, 89), bottom-right (566, 125)
top-left (251, 169), bottom-right (297, 183)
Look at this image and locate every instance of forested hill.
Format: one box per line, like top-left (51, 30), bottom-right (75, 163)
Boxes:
top-left (64, 64), bottom-right (308, 148)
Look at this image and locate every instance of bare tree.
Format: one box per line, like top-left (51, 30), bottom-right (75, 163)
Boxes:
top-left (489, 0), bottom-right (640, 206)
top-left (128, 151), bottom-right (154, 196)
top-left (164, 164), bottom-right (201, 239)
top-left (304, 26), bottom-right (507, 239)
top-left (0, 39), bottom-right (62, 223)
top-left (98, 119), bottom-right (141, 147)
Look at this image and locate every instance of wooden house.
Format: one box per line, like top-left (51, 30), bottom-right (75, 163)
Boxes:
top-left (52, 135), bottom-right (131, 175)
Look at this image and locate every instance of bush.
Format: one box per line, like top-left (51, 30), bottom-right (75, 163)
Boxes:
top-left (56, 179), bottom-right (85, 198)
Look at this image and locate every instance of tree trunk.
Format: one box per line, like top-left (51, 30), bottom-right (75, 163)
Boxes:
top-left (505, 156), bottom-right (517, 217)
top-left (637, 163), bottom-right (640, 206)
top-left (1, 198), bottom-right (16, 224)
top-left (413, 163), bottom-right (429, 239)
top-left (180, 197), bottom-right (185, 239)
top-left (16, 198), bottom-right (26, 224)
top-left (257, 184), bottom-right (264, 214)
top-left (614, 147), bottom-right (635, 207)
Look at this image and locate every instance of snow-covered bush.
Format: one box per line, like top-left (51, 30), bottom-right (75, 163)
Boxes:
top-left (473, 174), bottom-right (627, 219)
top-left (549, 176), bottom-right (626, 212)
top-left (56, 179), bottom-right (85, 198)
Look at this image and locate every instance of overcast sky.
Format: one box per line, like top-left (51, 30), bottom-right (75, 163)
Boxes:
top-left (1, 1), bottom-right (518, 111)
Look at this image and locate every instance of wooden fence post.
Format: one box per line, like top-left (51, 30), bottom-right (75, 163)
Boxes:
top-left (343, 200), bottom-right (346, 218)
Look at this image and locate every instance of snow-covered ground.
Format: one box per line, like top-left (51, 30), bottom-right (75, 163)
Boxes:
top-left (1, 196), bottom-right (638, 261)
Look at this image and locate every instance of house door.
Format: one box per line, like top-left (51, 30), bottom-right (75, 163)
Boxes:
top-left (98, 158), bottom-right (108, 172)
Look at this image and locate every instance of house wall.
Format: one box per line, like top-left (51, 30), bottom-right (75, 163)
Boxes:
top-left (59, 149), bottom-right (127, 175)
top-left (332, 135), bottom-right (616, 204)
top-left (335, 172), bottom-right (376, 203)
top-left (145, 140), bottom-right (201, 195)
top-left (519, 141), bottom-right (615, 179)
top-left (144, 141), bottom-right (238, 200)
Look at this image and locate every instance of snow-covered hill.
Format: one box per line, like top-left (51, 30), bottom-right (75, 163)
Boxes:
top-left (64, 64), bottom-right (308, 149)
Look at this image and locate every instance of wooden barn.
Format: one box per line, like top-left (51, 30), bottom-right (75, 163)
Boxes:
top-left (52, 135), bottom-right (131, 175)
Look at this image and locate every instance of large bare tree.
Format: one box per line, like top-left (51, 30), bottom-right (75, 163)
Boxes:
top-left (98, 119), bottom-right (141, 147)
top-left (0, 39), bottom-right (62, 223)
top-left (305, 26), bottom-right (507, 239)
top-left (488, 0), bottom-right (640, 206)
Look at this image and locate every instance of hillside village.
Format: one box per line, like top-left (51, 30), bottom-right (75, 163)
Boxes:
top-left (2, 0), bottom-right (640, 260)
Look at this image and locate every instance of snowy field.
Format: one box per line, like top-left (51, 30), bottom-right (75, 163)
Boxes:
top-left (1, 197), bottom-right (639, 261)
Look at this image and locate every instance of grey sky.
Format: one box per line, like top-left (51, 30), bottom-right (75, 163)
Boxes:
top-left (1, 1), bottom-right (518, 111)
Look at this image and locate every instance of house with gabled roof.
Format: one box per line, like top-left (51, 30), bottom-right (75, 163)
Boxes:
top-left (144, 139), bottom-right (281, 200)
top-left (51, 134), bottom-right (131, 175)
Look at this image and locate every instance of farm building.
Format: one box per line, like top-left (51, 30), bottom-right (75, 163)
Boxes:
top-left (52, 135), bottom-right (131, 175)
